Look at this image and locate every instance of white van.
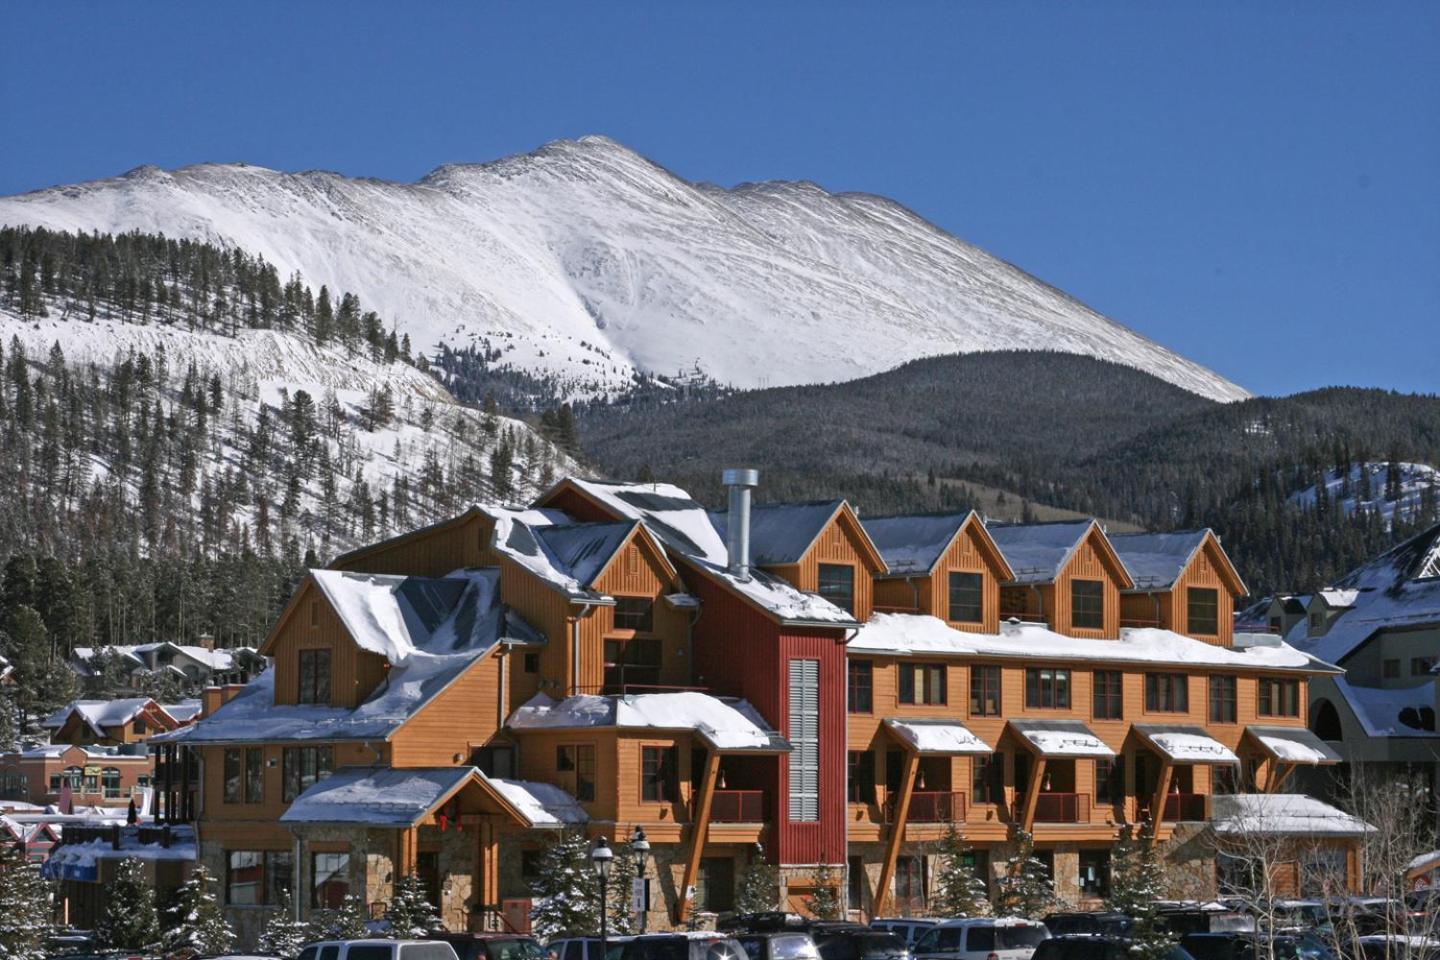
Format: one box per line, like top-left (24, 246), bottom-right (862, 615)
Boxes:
top-left (298, 940), bottom-right (462, 960)
top-left (911, 919), bottom-right (1049, 960)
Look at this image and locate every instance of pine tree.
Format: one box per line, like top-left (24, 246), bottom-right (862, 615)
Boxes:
top-left (993, 829), bottom-right (1055, 919)
top-left (308, 893), bottom-right (368, 941)
top-left (258, 887), bottom-right (311, 957)
top-left (0, 839), bottom-right (52, 960)
top-left (606, 839), bottom-right (638, 936)
top-left (529, 830), bottom-right (602, 940)
top-left (734, 843), bottom-right (779, 916)
top-left (161, 864), bottom-right (234, 956)
top-left (932, 825), bottom-right (990, 917)
top-left (1106, 821), bottom-right (1175, 960)
top-left (385, 875), bottom-right (440, 938)
top-left (96, 857), bottom-right (161, 950)
top-left (807, 862), bottom-right (841, 920)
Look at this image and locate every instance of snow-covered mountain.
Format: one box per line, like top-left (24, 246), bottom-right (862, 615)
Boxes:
top-left (1290, 462), bottom-right (1440, 528)
top-left (0, 136), bottom-right (1248, 402)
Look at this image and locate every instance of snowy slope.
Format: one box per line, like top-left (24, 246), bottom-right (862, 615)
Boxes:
top-left (0, 136), bottom-right (1248, 402)
top-left (1289, 462), bottom-right (1439, 528)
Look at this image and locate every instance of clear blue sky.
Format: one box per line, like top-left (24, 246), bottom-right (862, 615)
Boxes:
top-left (3, 2), bottom-right (1436, 397)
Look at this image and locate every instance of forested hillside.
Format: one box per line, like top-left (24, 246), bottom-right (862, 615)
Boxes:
top-left (579, 352), bottom-right (1440, 596)
top-left (0, 227), bottom-right (576, 722)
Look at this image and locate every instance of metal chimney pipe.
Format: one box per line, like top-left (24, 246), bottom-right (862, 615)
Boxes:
top-left (722, 468), bottom-right (759, 581)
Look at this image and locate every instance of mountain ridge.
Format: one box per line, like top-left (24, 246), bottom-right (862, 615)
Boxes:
top-left (0, 135), bottom-right (1249, 403)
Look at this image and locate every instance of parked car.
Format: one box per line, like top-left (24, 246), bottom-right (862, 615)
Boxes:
top-left (618, 934), bottom-right (750, 960)
top-left (1156, 906), bottom-right (1255, 937)
top-left (1180, 932), bottom-right (1304, 960)
top-left (1348, 936), bottom-right (1440, 960)
top-left (1032, 935), bottom-right (1196, 960)
top-left (1040, 914), bottom-right (1134, 938)
top-left (548, 939), bottom-right (636, 960)
top-left (870, 922), bottom-right (941, 950)
top-left (734, 931), bottom-right (822, 960)
top-left (811, 930), bottom-right (909, 960)
top-left (912, 919), bottom-right (1050, 960)
top-left (298, 942), bottom-right (460, 960)
top-left (426, 935), bottom-right (548, 960)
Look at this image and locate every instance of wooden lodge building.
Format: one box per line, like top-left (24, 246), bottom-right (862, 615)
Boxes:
top-left (152, 472), bottom-right (1364, 944)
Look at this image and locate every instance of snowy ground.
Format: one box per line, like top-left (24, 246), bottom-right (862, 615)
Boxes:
top-left (1289, 462), bottom-right (1439, 528)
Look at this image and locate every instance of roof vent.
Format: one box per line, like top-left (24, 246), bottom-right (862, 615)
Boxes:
top-left (722, 468), bottom-right (760, 581)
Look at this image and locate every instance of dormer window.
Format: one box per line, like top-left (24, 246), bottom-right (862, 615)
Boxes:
top-left (948, 572), bottom-right (984, 623)
top-left (613, 598), bottom-right (654, 632)
top-left (818, 563), bottom-right (855, 615)
top-left (1071, 579), bottom-right (1104, 630)
top-left (1187, 588), bottom-right (1219, 635)
top-left (297, 649), bottom-right (332, 705)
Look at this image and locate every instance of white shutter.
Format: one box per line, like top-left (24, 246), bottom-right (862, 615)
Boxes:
top-left (788, 658), bottom-right (820, 822)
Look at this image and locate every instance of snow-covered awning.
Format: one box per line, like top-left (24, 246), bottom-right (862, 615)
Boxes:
top-left (281, 765), bottom-right (560, 829)
top-left (1009, 720), bottom-right (1115, 758)
top-left (1211, 793), bottom-right (1373, 837)
top-left (883, 718), bottom-right (992, 755)
top-left (486, 777), bottom-right (588, 828)
top-left (508, 692), bottom-right (790, 753)
top-left (1244, 725), bottom-right (1342, 765)
top-left (1135, 724), bottom-right (1240, 765)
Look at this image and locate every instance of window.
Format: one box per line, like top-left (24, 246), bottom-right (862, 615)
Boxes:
top-left (640, 746), bottom-right (678, 803)
top-left (471, 743), bottom-right (515, 779)
top-left (84, 771), bottom-right (98, 793)
top-left (817, 564), bottom-right (855, 615)
top-left (133, 718), bottom-right (147, 735)
top-left (1383, 659), bottom-right (1401, 679)
top-left (972, 755), bottom-right (1002, 805)
top-left (282, 746), bottom-right (334, 802)
top-left (312, 851), bottom-right (350, 909)
top-left (895, 856), bottom-right (927, 913)
top-left (245, 748), bottom-right (263, 804)
top-left (969, 665), bottom-right (1001, 716)
top-left (788, 659), bottom-right (820, 821)
top-left (848, 855), bottom-right (866, 911)
top-left (948, 572), bottom-right (984, 623)
top-left (1309, 612), bottom-right (1324, 632)
top-left (847, 660), bottom-right (873, 714)
top-left (1093, 670), bottom-right (1123, 720)
top-left (612, 597), bottom-right (654, 632)
top-left (1412, 657), bottom-right (1436, 676)
top-left (1079, 850), bottom-right (1111, 898)
top-left (1071, 579), bottom-right (1105, 630)
top-left (523, 653), bottom-right (539, 673)
top-left (899, 663), bottom-right (946, 705)
top-left (847, 751), bottom-right (875, 804)
top-left (1208, 675), bottom-right (1238, 723)
top-left (297, 648), bottom-right (332, 705)
top-left (1258, 677), bottom-right (1301, 717)
top-left (51, 766), bottom-right (82, 792)
top-left (557, 744), bottom-right (596, 802)
top-left (224, 749), bottom-right (243, 804)
top-left (101, 767), bottom-right (122, 800)
top-left (1095, 758), bottom-right (1120, 805)
top-left (1145, 673), bottom-right (1189, 713)
top-left (696, 857), bottom-right (735, 913)
top-left (226, 850), bottom-right (292, 905)
top-left (1187, 587), bottom-right (1220, 635)
top-left (604, 636), bottom-right (661, 692)
top-left (1025, 667), bottom-right (1071, 709)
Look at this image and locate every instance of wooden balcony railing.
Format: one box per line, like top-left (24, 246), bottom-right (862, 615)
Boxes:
top-left (706, 789), bottom-right (765, 823)
top-left (1120, 617), bottom-right (1163, 629)
top-left (874, 604), bottom-right (922, 615)
top-left (887, 791), bottom-right (967, 824)
top-left (1033, 792), bottom-right (1090, 823)
top-left (1161, 792), bottom-right (1208, 822)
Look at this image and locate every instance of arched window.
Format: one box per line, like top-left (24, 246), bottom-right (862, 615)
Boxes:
top-left (51, 766), bottom-right (83, 792)
top-left (102, 768), bottom-right (122, 800)
top-left (1310, 698), bottom-right (1343, 741)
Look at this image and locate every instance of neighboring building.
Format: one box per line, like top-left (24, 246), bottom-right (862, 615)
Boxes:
top-left (1285, 522), bottom-right (1440, 814)
top-left (43, 822), bottom-right (196, 929)
top-left (70, 641), bottom-right (254, 688)
top-left (42, 698), bottom-right (195, 747)
top-left (0, 743), bottom-right (153, 808)
top-left (157, 473), bottom-right (1365, 945)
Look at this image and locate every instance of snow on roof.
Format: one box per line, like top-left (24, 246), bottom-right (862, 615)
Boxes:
top-left (484, 505), bottom-right (615, 600)
top-left (862, 513), bottom-right (974, 576)
top-left (163, 700), bottom-right (203, 723)
top-left (509, 692), bottom-right (789, 752)
top-left (1010, 720), bottom-right (1115, 758)
top-left (281, 766), bottom-right (476, 826)
top-left (1245, 725), bottom-right (1343, 765)
top-left (71, 642), bottom-right (247, 673)
top-left (1407, 850), bottom-right (1440, 876)
top-left (44, 699), bottom-right (157, 734)
top-left (709, 501), bottom-right (843, 566)
top-left (563, 479), bottom-right (730, 564)
top-left (1288, 523), bottom-right (1440, 665)
top-left (884, 718), bottom-right (991, 755)
top-left (1135, 724), bottom-right (1239, 764)
top-left (1109, 530), bottom-right (1210, 590)
top-left (42, 826), bottom-right (198, 881)
top-left (312, 569), bottom-right (470, 661)
top-left (535, 521), bottom-right (640, 587)
top-left (986, 520), bottom-right (1095, 584)
top-left (691, 558), bottom-right (857, 624)
top-left (1335, 677), bottom-right (1438, 739)
top-left (11, 743), bottom-right (146, 762)
top-left (487, 776), bottom-right (589, 828)
top-left (1211, 793), bottom-right (1373, 837)
top-left (851, 613), bottom-right (1322, 671)
top-left (1316, 588), bottom-right (1360, 609)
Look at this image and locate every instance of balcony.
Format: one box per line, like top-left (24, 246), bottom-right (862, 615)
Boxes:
top-left (706, 789), bottom-right (765, 823)
top-left (886, 791), bottom-right (967, 824)
top-left (1161, 792), bottom-right (1208, 822)
top-left (1033, 792), bottom-right (1090, 824)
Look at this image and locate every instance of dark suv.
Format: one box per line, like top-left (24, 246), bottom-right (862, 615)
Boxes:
top-left (619, 934), bottom-right (751, 960)
top-left (1180, 933), bottom-right (1303, 960)
top-left (1041, 915), bottom-right (1134, 938)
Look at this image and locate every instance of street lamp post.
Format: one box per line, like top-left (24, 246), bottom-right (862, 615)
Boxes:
top-left (591, 836), bottom-right (613, 959)
top-left (629, 825), bottom-right (651, 933)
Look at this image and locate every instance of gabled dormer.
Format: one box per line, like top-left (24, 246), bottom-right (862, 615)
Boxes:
top-left (1110, 529), bottom-right (1248, 646)
top-left (862, 511), bottom-right (1015, 632)
top-left (710, 500), bottom-right (888, 621)
top-left (987, 519), bottom-right (1134, 638)
top-left (328, 507), bottom-right (503, 577)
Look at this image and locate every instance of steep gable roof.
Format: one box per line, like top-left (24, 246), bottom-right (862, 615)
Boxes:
top-left (987, 519), bottom-right (1133, 588)
top-left (538, 478), bottom-right (729, 563)
top-left (1110, 529), bottom-right (1247, 595)
top-left (709, 500), bottom-right (886, 571)
top-left (862, 510), bottom-right (1014, 580)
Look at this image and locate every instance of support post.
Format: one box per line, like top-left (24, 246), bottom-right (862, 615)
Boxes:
top-left (873, 749), bottom-right (919, 918)
top-left (1267, 762), bottom-right (1296, 794)
top-left (1020, 756), bottom-right (1048, 833)
top-left (676, 750), bottom-right (720, 924)
top-left (1149, 760), bottom-right (1174, 846)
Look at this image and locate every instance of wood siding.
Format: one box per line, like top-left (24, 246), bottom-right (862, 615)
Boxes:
top-left (1050, 529), bottom-right (1128, 638)
top-left (873, 520), bottom-right (1006, 633)
top-left (198, 741), bottom-right (382, 824)
top-left (269, 579), bottom-right (390, 709)
top-left (767, 507), bottom-right (882, 622)
top-left (389, 654), bottom-right (504, 765)
top-left (329, 512), bottom-right (497, 576)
